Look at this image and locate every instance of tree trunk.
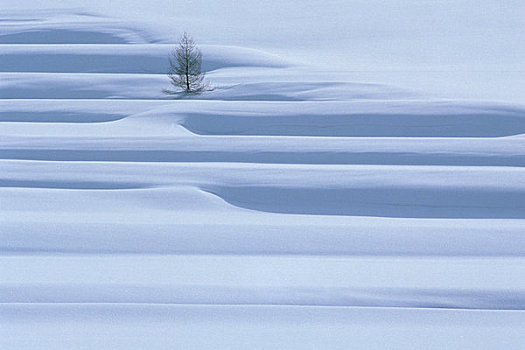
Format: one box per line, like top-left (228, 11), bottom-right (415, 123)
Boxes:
top-left (186, 64), bottom-right (190, 92)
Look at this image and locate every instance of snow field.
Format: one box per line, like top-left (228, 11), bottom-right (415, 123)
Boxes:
top-left (1, 9), bottom-right (525, 349)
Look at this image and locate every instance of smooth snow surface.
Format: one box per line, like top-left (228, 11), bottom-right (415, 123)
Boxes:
top-left (2, 3), bottom-right (525, 349)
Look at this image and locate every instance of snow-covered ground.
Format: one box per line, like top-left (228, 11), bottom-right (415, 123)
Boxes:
top-left (1, 2), bottom-right (525, 349)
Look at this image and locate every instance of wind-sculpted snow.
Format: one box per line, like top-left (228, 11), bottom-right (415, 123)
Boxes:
top-left (2, 304), bottom-right (524, 350)
top-left (0, 12), bottom-right (150, 44)
top-left (0, 45), bottom-right (288, 74)
top-left (2, 161), bottom-right (524, 218)
top-left (2, 136), bottom-right (525, 166)
top-left (181, 106), bottom-right (525, 137)
top-left (0, 111), bottom-right (125, 123)
top-left (2, 255), bottom-right (525, 309)
top-left (1, 9), bottom-right (525, 349)
top-left (0, 29), bottom-right (133, 44)
top-left (0, 73), bottom-right (393, 100)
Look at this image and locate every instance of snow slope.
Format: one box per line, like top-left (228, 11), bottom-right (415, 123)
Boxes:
top-left (1, 5), bottom-right (525, 350)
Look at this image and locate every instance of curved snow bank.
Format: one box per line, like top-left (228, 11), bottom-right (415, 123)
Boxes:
top-left (0, 111), bottom-right (125, 123)
top-left (3, 214), bottom-right (525, 256)
top-left (0, 73), bottom-right (168, 99)
top-left (3, 285), bottom-right (525, 310)
top-left (2, 161), bottom-right (524, 219)
top-left (2, 304), bottom-right (523, 349)
top-left (210, 185), bottom-right (525, 218)
top-left (0, 73), bottom-right (405, 101)
top-left (0, 44), bottom-right (289, 74)
top-left (0, 29), bottom-right (135, 44)
top-left (2, 255), bottom-right (525, 309)
top-left (3, 100), bottom-right (525, 139)
top-left (0, 11), bottom-right (150, 44)
top-left (2, 135), bottom-right (525, 166)
top-left (0, 179), bottom-right (143, 190)
top-left (201, 81), bottom-right (411, 101)
top-left (181, 102), bottom-right (525, 137)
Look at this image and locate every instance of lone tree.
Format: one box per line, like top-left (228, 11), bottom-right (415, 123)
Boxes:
top-left (164, 32), bottom-right (207, 94)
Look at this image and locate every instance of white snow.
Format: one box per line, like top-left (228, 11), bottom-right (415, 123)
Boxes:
top-left (1, 2), bottom-right (525, 349)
